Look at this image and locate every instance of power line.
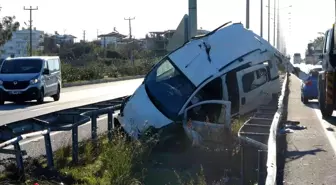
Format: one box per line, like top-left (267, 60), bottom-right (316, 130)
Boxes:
top-left (124, 17), bottom-right (135, 39)
top-left (23, 6), bottom-right (38, 56)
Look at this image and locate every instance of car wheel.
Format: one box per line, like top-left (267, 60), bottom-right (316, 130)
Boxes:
top-left (0, 98), bottom-right (4, 105)
top-left (53, 85), bottom-right (60, 101)
top-left (303, 97), bottom-right (309, 104)
top-left (37, 89), bottom-right (44, 104)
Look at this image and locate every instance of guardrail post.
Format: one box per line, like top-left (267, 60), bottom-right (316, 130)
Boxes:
top-left (240, 141), bottom-right (244, 185)
top-left (13, 142), bottom-right (24, 176)
top-left (44, 132), bottom-right (54, 168)
top-left (91, 112), bottom-right (98, 142)
top-left (72, 126), bottom-right (78, 164)
top-left (107, 111), bottom-right (114, 142)
top-left (257, 150), bottom-right (264, 185)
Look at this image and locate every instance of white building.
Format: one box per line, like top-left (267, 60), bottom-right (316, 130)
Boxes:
top-left (98, 31), bottom-right (127, 49)
top-left (52, 34), bottom-right (77, 45)
top-left (0, 27), bottom-right (44, 58)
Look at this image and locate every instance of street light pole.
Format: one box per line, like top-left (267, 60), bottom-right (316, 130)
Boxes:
top-left (273, 0), bottom-right (276, 47)
top-left (268, 0), bottom-right (270, 42)
top-left (260, 0), bottom-right (263, 37)
top-left (246, 0), bottom-right (250, 29)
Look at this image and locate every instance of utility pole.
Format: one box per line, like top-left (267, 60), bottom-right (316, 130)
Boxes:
top-left (273, 0), bottom-right (276, 47)
top-left (268, 0), bottom-right (270, 42)
top-left (83, 30), bottom-right (86, 42)
top-left (97, 29), bottom-right (99, 40)
top-left (24, 6), bottom-right (38, 56)
top-left (260, 0), bottom-right (263, 37)
top-left (188, 0), bottom-right (197, 39)
top-left (124, 17), bottom-right (135, 39)
top-left (246, 0), bottom-right (250, 29)
top-left (124, 17), bottom-right (135, 65)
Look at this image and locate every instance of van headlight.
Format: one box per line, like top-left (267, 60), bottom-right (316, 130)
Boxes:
top-left (30, 78), bottom-right (39, 84)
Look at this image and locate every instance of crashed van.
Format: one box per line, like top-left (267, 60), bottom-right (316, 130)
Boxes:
top-left (115, 22), bottom-right (288, 146)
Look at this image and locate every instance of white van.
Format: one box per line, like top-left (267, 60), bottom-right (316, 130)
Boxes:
top-left (115, 23), bottom-right (284, 145)
top-left (0, 56), bottom-right (62, 104)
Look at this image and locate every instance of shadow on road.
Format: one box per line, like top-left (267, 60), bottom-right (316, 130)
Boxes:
top-left (286, 148), bottom-right (326, 163)
top-left (0, 101), bottom-right (53, 111)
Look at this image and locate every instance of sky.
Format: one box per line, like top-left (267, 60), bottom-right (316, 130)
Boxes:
top-left (0, 0), bottom-right (335, 58)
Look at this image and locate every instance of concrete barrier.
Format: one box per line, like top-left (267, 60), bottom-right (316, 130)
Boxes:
top-left (265, 72), bottom-right (289, 185)
top-left (62, 75), bottom-right (146, 88)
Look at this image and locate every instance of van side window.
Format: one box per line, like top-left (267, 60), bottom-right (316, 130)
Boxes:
top-left (47, 59), bottom-right (55, 72)
top-left (242, 68), bottom-right (268, 92)
top-left (54, 59), bottom-right (60, 71)
top-left (242, 72), bottom-right (255, 92)
top-left (43, 60), bottom-right (48, 71)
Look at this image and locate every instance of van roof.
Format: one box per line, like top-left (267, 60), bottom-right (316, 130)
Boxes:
top-left (168, 22), bottom-right (280, 86)
top-left (5, 56), bottom-right (59, 61)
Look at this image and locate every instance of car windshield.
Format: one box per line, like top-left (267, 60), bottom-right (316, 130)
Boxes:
top-left (0, 59), bottom-right (43, 74)
top-left (144, 57), bottom-right (196, 119)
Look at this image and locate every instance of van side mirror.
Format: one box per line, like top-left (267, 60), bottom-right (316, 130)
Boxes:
top-left (319, 54), bottom-right (323, 60)
top-left (43, 69), bottom-right (50, 75)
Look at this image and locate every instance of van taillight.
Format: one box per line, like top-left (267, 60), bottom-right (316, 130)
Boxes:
top-left (305, 80), bottom-right (312, 86)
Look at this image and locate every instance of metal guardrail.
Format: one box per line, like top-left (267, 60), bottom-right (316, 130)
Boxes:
top-left (237, 73), bottom-right (289, 185)
top-left (265, 73), bottom-right (289, 185)
top-left (0, 96), bottom-right (127, 176)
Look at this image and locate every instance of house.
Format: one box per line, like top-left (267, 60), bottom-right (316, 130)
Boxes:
top-left (52, 33), bottom-right (77, 45)
top-left (0, 27), bottom-right (44, 58)
top-left (98, 31), bottom-right (127, 49)
top-left (145, 29), bottom-right (210, 53)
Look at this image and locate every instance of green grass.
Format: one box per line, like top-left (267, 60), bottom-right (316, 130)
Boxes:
top-left (0, 115), bottom-right (252, 185)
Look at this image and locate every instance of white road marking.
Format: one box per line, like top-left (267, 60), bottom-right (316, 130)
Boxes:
top-left (3, 115), bottom-right (108, 149)
top-left (312, 104), bottom-right (336, 155)
top-left (31, 105), bottom-right (58, 112)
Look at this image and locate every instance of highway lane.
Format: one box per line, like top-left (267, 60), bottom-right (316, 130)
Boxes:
top-left (0, 78), bottom-right (144, 125)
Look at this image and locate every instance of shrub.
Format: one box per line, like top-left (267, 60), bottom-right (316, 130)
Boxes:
top-left (61, 57), bottom-right (158, 83)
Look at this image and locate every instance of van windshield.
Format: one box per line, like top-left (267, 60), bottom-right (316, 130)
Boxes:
top-left (0, 59), bottom-right (43, 74)
top-left (144, 57), bottom-right (196, 119)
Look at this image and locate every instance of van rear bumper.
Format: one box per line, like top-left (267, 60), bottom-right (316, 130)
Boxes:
top-left (0, 87), bottom-right (41, 101)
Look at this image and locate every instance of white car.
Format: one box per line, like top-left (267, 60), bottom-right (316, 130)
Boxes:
top-left (115, 22), bottom-right (288, 146)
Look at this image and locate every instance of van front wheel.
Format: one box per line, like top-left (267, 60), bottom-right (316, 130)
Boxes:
top-left (37, 89), bottom-right (44, 104)
top-left (53, 86), bottom-right (60, 101)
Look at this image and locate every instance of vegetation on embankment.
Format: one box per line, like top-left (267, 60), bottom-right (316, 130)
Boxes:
top-left (61, 58), bottom-right (157, 84)
top-left (0, 116), bottom-right (250, 185)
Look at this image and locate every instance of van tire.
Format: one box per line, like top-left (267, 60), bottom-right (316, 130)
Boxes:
top-left (0, 98), bottom-right (4, 105)
top-left (53, 85), bottom-right (60, 101)
top-left (37, 89), bottom-right (44, 104)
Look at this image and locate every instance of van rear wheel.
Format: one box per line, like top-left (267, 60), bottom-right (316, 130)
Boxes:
top-left (53, 86), bottom-right (60, 101)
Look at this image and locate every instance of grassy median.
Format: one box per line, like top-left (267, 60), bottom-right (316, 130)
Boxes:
top-left (0, 116), bottom-right (249, 185)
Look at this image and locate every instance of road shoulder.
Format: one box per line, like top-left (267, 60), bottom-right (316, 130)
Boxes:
top-left (283, 75), bottom-right (336, 185)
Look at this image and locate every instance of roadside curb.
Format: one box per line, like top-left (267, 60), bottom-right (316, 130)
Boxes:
top-left (265, 72), bottom-right (290, 185)
top-left (62, 75), bottom-right (146, 88)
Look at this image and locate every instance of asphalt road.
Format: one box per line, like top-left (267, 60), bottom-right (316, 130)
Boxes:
top-left (283, 75), bottom-right (336, 185)
top-left (0, 78), bottom-right (144, 125)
